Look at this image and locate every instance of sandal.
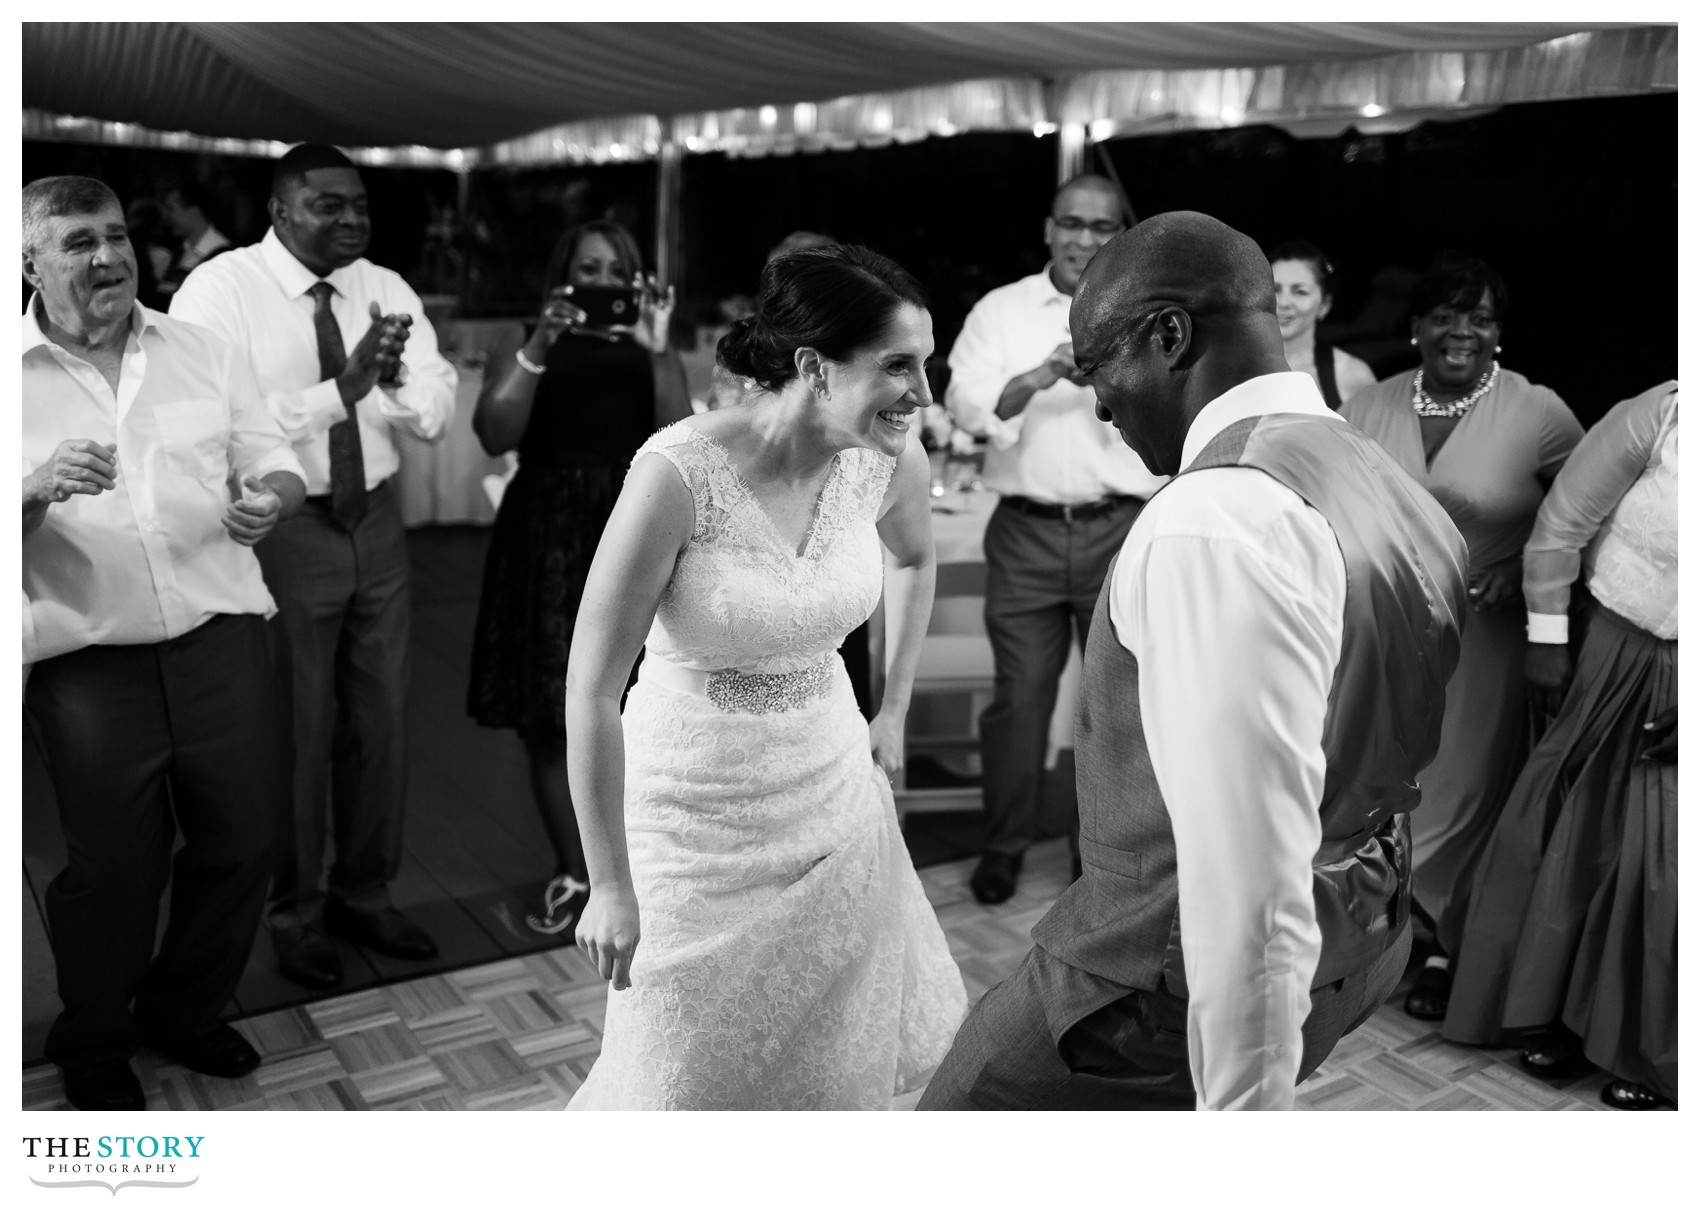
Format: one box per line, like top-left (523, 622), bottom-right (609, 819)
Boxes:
top-left (1601, 1080), bottom-right (1673, 1111)
top-left (526, 875), bottom-right (590, 936)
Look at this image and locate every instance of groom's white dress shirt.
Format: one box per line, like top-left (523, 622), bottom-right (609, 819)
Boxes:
top-left (1107, 372), bottom-right (1346, 1110)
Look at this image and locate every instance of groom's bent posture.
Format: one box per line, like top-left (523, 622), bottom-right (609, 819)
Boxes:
top-left (919, 212), bottom-right (1470, 1110)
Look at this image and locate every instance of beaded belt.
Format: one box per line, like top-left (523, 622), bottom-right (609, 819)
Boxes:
top-left (643, 656), bottom-right (836, 715)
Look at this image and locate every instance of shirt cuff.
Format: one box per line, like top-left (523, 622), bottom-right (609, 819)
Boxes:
top-left (241, 450), bottom-right (308, 487)
top-left (1527, 613), bottom-right (1569, 645)
top-left (375, 389), bottom-right (417, 419)
top-left (304, 378), bottom-right (349, 430)
top-left (982, 409), bottom-right (1026, 452)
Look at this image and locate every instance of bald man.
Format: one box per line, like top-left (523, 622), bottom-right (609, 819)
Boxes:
top-left (945, 175), bottom-right (1166, 904)
top-left (920, 212), bottom-right (1470, 1110)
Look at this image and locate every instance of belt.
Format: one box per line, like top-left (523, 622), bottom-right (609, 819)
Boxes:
top-left (1002, 494), bottom-right (1140, 522)
top-left (304, 478), bottom-right (389, 507)
top-left (642, 654), bottom-right (837, 715)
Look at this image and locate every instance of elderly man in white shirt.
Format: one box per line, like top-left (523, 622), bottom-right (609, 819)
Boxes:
top-left (945, 174), bottom-right (1166, 904)
top-left (920, 211), bottom-right (1468, 1111)
top-left (22, 175), bottom-right (307, 1112)
top-left (172, 143), bottom-right (455, 993)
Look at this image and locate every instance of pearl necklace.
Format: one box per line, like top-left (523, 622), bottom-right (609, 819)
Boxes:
top-left (1412, 360), bottom-right (1499, 419)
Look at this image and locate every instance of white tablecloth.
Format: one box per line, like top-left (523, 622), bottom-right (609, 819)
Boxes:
top-left (900, 471), bottom-right (1082, 753)
top-left (393, 364), bottom-right (513, 527)
top-left (393, 321), bottom-right (528, 528)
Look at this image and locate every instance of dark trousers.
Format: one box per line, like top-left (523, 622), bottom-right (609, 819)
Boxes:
top-left (26, 614), bottom-right (284, 1067)
top-left (979, 498), bottom-right (1140, 855)
top-left (255, 481), bottom-right (411, 931)
top-left (918, 927), bottom-right (1412, 1110)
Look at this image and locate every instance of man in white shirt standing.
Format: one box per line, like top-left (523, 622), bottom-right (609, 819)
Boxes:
top-left (173, 144), bottom-right (456, 992)
top-left (22, 176), bottom-right (307, 1110)
top-left (157, 179), bottom-right (232, 297)
top-left (920, 211), bottom-right (1469, 1110)
top-left (945, 175), bottom-right (1166, 904)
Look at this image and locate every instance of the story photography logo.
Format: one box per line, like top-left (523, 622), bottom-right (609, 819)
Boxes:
top-left (22, 1133), bottom-right (203, 1195)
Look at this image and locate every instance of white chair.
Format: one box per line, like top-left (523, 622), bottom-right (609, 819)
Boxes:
top-left (870, 559), bottom-right (997, 821)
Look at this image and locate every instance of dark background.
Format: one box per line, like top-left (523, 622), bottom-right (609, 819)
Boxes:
top-left (25, 92), bottom-right (1674, 427)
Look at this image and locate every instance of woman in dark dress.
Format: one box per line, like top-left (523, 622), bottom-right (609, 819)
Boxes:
top-left (1342, 254), bottom-right (1583, 1019)
top-left (467, 220), bottom-right (692, 934)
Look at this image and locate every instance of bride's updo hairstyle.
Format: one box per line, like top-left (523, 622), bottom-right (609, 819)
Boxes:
top-left (717, 244), bottom-right (929, 393)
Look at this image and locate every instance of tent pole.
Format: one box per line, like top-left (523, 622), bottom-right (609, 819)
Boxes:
top-left (454, 167), bottom-right (472, 303)
top-left (1058, 122), bottom-right (1088, 183)
top-left (655, 121), bottom-right (683, 296)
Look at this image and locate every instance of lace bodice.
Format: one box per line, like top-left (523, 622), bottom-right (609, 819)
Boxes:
top-left (636, 422), bottom-right (896, 675)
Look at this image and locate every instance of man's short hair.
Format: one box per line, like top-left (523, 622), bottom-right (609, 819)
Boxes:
top-left (167, 178), bottom-right (218, 217)
top-left (1052, 173), bottom-right (1125, 214)
top-left (23, 176), bottom-right (121, 256)
top-left (271, 143), bottom-right (359, 201)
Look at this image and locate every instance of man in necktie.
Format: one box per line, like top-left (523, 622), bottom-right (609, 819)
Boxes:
top-left (173, 145), bottom-right (457, 991)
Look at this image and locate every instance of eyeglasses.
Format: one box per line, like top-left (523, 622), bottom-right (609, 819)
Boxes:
top-left (1051, 215), bottom-right (1125, 237)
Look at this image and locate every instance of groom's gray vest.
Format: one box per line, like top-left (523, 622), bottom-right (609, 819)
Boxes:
top-left (1032, 412), bottom-right (1468, 995)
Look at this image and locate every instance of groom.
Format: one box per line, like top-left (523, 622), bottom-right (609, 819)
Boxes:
top-left (919, 212), bottom-right (1470, 1110)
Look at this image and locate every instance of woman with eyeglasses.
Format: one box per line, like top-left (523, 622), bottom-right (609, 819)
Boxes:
top-left (1343, 252), bottom-right (1583, 1022)
top-left (1268, 240), bottom-right (1376, 410)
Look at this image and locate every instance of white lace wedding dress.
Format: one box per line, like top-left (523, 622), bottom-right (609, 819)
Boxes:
top-left (566, 422), bottom-right (967, 1110)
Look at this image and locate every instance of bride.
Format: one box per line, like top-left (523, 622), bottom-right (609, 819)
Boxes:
top-left (563, 244), bottom-right (967, 1109)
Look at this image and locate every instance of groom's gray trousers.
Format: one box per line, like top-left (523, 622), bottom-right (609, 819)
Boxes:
top-left (917, 925), bottom-right (1410, 1110)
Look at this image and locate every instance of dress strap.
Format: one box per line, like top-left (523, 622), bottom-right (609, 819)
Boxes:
top-left (1313, 339), bottom-right (1343, 411)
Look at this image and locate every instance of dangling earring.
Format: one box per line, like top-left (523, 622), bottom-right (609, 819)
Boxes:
top-left (816, 384), bottom-right (831, 401)
top-left (1495, 344), bottom-right (1503, 353)
top-left (1409, 337), bottom-right (1418, 347)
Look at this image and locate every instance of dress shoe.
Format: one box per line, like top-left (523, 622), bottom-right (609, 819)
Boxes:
top-left (970, 851), bottom-right (1023, 905)
top-left (275, 926), bottom-right (344, 991)
top-left (1518, 1026), bottom-right (1583, 1078)
top-left (148, 1023), bottom-right (261, 1079)
top-left (61, 1060), bottom-right (145, 1111)
top-left (324, 902), bottom-right (439, 961)
top-left (1403, 963), bottom-right (1452, 1021)
top-left (1601, 1079), bottom-right (1674, 1111)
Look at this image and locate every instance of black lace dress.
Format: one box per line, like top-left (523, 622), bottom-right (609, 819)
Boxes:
top-left (467, 332), bottom-right (655, 740)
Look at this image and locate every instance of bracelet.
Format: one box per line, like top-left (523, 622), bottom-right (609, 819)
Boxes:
top-left (515, 348), bottom-right (546, 376)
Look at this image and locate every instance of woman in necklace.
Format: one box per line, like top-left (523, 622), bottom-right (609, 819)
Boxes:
top-left (1343, 253), bottom-right (1583, 1023)
top-left (1268, 240), bottom-right (1376, 410)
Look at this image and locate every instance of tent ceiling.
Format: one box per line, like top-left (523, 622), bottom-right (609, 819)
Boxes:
top-left (22, 22), bottom-right (1649, 151)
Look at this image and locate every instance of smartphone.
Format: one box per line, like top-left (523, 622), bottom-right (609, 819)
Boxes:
top-left (563, 284), bottom-right (641, 331)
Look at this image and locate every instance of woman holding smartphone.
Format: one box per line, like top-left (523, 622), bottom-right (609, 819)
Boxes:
top-left (467, 219), bottom-right (692, 935)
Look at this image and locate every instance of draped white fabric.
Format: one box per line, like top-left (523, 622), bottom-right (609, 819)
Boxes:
top-left (23, 21), bottom-right (1673, 158)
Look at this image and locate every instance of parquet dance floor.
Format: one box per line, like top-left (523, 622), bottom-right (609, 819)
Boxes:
top-left (22, 836), bottom-right (1619, 1112)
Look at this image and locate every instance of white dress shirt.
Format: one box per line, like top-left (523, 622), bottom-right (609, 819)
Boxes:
top-left (22, 298), bottom-right (306, 664)
top-left (1524, 386), bottom-right (1677, 643)
top-left (1108, 372), bottom-right (1346, 1111)
top-left (175, 223), bottom-right (231, 274)
top-left (946, 268), bottom-right (1166, 504)
top-left (170, 228), bottom-right (454, 494)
